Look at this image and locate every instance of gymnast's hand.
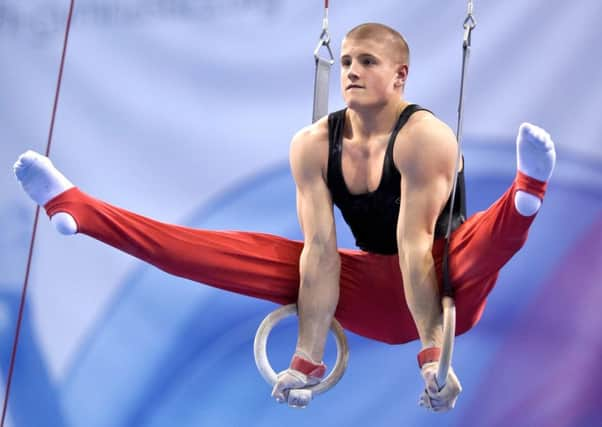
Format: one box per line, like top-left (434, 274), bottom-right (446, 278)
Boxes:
top-left (271, 353), bottom-right (325, 408)
top-left (271, 368), bottom-right (319, 408)
top-left (419, 363), bottom-right (462, 412)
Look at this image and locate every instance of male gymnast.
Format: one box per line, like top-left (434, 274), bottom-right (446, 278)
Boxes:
top-left (13, 23), bottom-right (555, 412)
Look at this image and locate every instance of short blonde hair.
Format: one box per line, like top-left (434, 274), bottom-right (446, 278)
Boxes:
top-left (345, 23), bottom-right (410, 66)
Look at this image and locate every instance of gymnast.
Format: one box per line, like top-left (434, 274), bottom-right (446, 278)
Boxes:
top-left (13, 23), bottom-right (555, 412)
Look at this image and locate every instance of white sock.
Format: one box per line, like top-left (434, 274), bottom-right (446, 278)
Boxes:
top-left (516, 122), bottom-right (556, 182)
top-left (14, 150), bottom-right (78, 234)
top-left (514, 123), bottom-right (556, 216)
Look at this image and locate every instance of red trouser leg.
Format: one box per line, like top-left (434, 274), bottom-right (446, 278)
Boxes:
top-left (321, 172), bottom-right (548, 344)
top-left (443, 171), bottom-right (548, 335)
top-left (43, 171), bottom-right (547, 345)
top-left (45, 188), bottom-right (304, 304)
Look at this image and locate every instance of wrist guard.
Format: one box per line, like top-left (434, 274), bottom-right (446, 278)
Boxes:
top-left (290, 354), bottom-right (327, 379)
top-left (417, 347), bottom-right (441, 368)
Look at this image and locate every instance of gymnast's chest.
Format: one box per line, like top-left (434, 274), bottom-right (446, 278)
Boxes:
top-left (340, 136), bottom-right (394, 195)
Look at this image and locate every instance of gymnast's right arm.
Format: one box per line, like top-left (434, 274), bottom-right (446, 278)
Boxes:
top-left (271, 126), bottom-right (341, 405)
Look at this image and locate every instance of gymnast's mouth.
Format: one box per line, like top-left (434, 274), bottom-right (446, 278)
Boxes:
top-left (346, 84), bottom-right (364, 90)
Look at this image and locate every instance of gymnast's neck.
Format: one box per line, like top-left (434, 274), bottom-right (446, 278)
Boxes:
top-left (344, 98), bottom-right (410, 140)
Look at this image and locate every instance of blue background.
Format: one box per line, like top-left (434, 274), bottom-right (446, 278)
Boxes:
top-left (1, 1), bottom-right (601, 426)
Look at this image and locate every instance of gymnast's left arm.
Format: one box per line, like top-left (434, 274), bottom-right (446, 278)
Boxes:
top-left (395, 115), bottom-right (462, 411)
top-left (270, 126), bottom-right (340, 407)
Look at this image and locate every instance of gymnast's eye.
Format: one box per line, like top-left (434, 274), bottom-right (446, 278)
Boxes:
top-left (341, 57), bottom-right (351, 67)
top-left (361, 56), bottom-right (377, 66)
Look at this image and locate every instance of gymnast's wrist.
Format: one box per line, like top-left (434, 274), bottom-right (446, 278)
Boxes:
top-left (290, 351), bottom-right (327, 379)
top-left (417, 347), bottom-right (441, 369)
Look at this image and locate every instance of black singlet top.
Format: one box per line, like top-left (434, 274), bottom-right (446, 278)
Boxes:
top-left (326, 104), bottom-right (467, 255)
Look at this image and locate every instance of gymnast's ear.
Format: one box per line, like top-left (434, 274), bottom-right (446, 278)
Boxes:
top-left (395, 64), bottom-right (409, 88)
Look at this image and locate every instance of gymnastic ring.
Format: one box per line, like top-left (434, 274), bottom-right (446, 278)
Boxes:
top-left (254, 303), bottom-right (349, 398)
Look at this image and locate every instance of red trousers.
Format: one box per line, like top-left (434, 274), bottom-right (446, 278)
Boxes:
top-left (44, 172), bottom-right (546, 344)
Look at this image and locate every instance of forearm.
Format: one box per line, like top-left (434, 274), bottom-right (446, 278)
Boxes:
top-left (296, 243), bottom-right (340, 362)
top-left (399, 243), bottom-right (443, 348)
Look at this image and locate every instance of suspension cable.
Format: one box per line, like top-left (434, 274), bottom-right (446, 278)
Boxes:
top-left (437, 0), bottom-right (477, 388)
top-left (1, 1), bottom-right (76, 425)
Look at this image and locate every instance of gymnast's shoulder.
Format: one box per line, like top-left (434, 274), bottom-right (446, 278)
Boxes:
top-left (396, 110), bottom-right (457, 160)
top-left (289, 117), bottom-right (330, 171)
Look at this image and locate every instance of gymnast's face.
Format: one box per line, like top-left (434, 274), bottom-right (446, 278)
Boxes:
top-left (340, 36), bottom-right (408, 110)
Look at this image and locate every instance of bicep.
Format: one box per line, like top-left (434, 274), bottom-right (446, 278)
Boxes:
top-left (398, 170), bottom-right (451, 247)
top-left (397, 121), bottom-right (457, 248)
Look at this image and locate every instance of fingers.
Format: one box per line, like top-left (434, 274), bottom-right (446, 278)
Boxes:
top-left (422, 368), bottom-right (441, 395)
top-left (272, 383), bottom-right (312, 408)
top-left (271, 372), bottom-right (294, 404)
top-left (419, 368), bottom-right (461, 413)
top-left (271, 370), bottom-right (313, 408)
top-left (271, 381), bottom-right (288, 404)
top-left (418, 391), bottom-right (431, 410)
top-left (287, 389), bottom-right (312, 408)
top-left (419, 391), bottom-right (455, 413)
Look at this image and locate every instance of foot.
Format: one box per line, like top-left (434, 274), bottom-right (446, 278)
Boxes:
top-left (514, 123), bottom-right (556, 216)
top-left (14, 150), bottom-right (77, 234)
top-left (516, 122), bottom-right (556, 182)
top-left (14, 150), bottom-right (74, 205)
